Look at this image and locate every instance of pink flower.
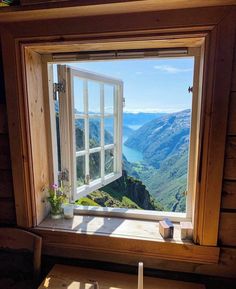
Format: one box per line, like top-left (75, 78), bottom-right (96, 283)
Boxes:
top-left (52, 184), bottom-right (58, 189)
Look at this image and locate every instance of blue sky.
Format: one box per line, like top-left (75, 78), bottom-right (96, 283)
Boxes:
top-left (68, 57), bottom-right (194, 113)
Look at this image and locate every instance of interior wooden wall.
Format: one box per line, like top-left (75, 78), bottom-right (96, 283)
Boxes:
top-left (0, 41), bottom-right (16, 225)
top-left (0, 18), bottom-right (235, 277)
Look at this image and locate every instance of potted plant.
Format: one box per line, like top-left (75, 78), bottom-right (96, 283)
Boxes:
top-left (45, 183), bottom-right (70, 219)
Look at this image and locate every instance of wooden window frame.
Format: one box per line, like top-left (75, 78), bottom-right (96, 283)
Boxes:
top-left (1, 6), bottom-right (235, 264)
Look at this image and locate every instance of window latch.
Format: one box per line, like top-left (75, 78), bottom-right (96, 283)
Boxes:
top-left (53, 80), bottom-right (66, 100)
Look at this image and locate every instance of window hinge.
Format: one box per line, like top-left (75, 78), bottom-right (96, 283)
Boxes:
top-left (188, 86), bottom-right (193, 93)
top-left (53, 80), bottom-right (66, 100)
top-left (85, 174), bottom-right (90, 185)
top-left (123, 97), bottom-right (126, 107)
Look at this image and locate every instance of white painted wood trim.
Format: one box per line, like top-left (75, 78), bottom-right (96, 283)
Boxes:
top-left (58, 65), bottom-right (71, 184)
top-left (186, 47), bottom-right (202, 221)
top-left (100, 83), bottom-right (105, 182)
top-left (73, 205), bottom-right (188, 222)
top-left (65, 67), bottom-right (123, 200)
top-left (69, 66), bottom-right (123, 85)
top-left (68, 68), bottom-right (76, 201)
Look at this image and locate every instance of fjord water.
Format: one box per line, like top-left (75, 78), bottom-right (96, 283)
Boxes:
top-left (122, 135), bottom-right (143, 163)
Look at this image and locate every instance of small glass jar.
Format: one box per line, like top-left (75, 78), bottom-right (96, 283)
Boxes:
top-left (63, 204), bottom-right (74, 219)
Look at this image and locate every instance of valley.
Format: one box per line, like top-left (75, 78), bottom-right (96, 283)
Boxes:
top-left (75, 110), bottom-right (191, 213)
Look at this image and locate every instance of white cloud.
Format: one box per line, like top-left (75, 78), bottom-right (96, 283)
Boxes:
top-left (154, 65), bottom-right (192, 74)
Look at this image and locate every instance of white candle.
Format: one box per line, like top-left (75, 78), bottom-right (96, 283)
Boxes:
top-left (138, 262), bottom-right (143, 289)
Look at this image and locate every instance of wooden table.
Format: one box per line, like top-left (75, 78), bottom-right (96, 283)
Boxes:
top-left (38, 264), bottom-right (205, 289)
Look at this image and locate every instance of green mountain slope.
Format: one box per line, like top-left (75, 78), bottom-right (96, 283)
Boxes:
top-left (72, 119), bottom-right (161, 210)
top-left (124, 110), bottom-right (191, 212)
top-left (125, 110), bottom-right (191, 168)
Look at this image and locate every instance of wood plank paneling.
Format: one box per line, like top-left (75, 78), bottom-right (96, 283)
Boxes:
top-left (0, 169), bottom-right (13, 199)
top-left (222, 181), bottom-right (236, 209)
top-left (224, 159), bottom-right (236, 180)
top-left (40, 238), bottom-right (236, 278)
top-left (1, 6), bottom-right (230, 38)
top-left (1, 31), bottom-right (34, 227)
top-left (0, 199), bottom-right (15, 224)
top-left (0, 1), bottom-right (234, 23)
top-left (228, 92), bottom-right (236, 135)
top-left (196, 247), bottom-right (236, 278)
top-left (0, 3), bottom-right (235, 279)
top-left (219, 213), bottom-right (236, 246)
top-left (0, 103), bottom-right (7, 134)
top-left (231, 40), bottom-right (236, 92)
top-left (0, 134), bottom-right (11, 170)
top-left (225, 136), bottom-right (236, 158)
top-left (224, 136), bottom-right (236, 180)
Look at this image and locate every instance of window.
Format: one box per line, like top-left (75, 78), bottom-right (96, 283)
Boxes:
top-left (3, 9), bottom-right (229, 257)
top-left (50, 48), bottom-right (200, 222)
top-left (55, 65), bottom-right (123, 201)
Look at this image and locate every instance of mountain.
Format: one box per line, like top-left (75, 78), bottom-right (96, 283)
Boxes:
top-left (124, 110), bottom-right (191, 212)
top-left (57, 107), bottom-right (190, 212)
top-left (73, 119), bottom-right (160, 210)
top-left (125, 109), bottom-right (191, 168)
top-left (123, 112), bottom-right (166, 128)
top-left (76, 170), bottom-right (164, 211)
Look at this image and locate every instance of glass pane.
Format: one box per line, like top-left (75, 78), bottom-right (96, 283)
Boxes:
top-left (89, 152), bottom-right (101, 181)
top-left (104, 117), bottom-right (114, 145)
top-left (76, 156), bottom-right (85, 188)
top-left (73, 77), bottom-right (84, 114)
top-left (89, 118), bottom-right (101, 148)
top-left (75, 119), bottom-right (85, 151)
top-left (105, 149), bottom-right (114, 175)
top-left (104, 84), bottom-right (114, 114)
top-left (88, 81), bottom-right (100, 114)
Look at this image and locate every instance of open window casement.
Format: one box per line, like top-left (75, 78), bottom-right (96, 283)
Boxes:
top-left (56, 65), bottom-right (123, 201)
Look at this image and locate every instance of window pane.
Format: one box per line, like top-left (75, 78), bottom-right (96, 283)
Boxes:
top-left (73, 77), bottom-right (84, 114)
top-left (75, 119), bottom-right (85, 151)
top-left (104, 117), bottom-right (114, 145)
top-left (89, 152), bottom-right (101, 181)
top-left (104, 84), bottom-right (114, 114)
top-left (105, 149), bottom-right (114, 175)
top-left (88, 81), bottom-right (100, 114)
top-left (76, 156), bottom-right (85, 188)
top-left (89, 118), bottom-right (101, 148)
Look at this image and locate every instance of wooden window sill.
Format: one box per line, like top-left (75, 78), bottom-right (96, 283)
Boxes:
top-left (38, 214), bottom-right (186, 242)
top-left (34, 215), bottom-right (220, 265)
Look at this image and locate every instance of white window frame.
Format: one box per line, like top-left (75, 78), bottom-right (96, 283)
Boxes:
top-left (56, 65), bottom-right (123, 201)
top-left (49, 47), bottom-right (201, 223)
